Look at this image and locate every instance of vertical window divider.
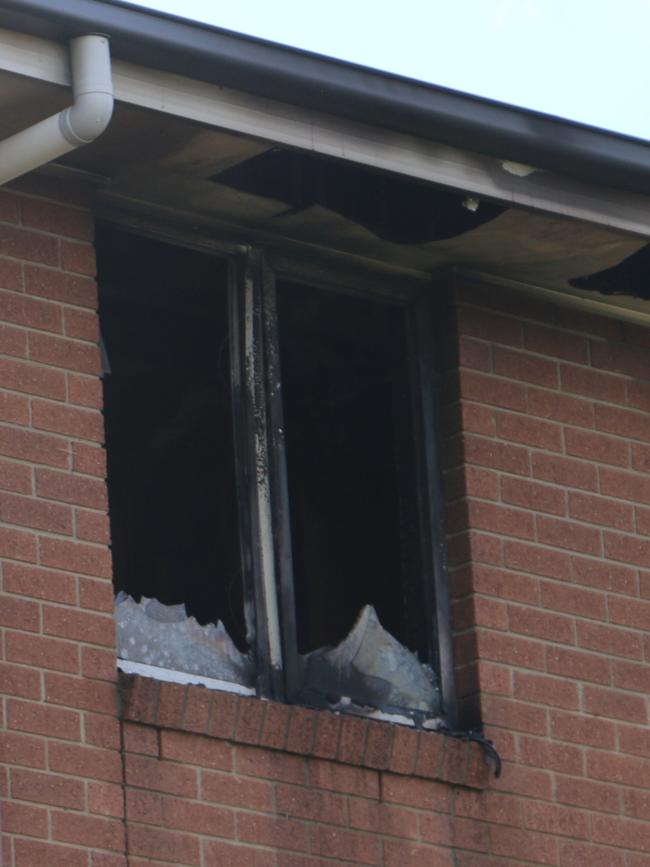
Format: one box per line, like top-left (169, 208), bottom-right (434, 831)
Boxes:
top-left (409, 289), bottom-right (458, 728)
top-left (261, 263), bottom-right (301, 702)
top-left (229, 251), bottom-right (284, 699)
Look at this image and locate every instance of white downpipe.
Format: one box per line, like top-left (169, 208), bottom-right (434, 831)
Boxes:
top-left (0, 34), bottom-right (113, 186)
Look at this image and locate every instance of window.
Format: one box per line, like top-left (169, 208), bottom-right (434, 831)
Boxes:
top-left (99, 227), bottom-right (455, 727)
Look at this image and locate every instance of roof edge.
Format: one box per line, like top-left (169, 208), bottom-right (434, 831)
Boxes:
top-left (2, 0), bottom-right (650, 195)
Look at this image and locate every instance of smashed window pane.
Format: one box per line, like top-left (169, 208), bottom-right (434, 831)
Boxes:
top-left (115, 592), bottom-right (254, 687)
top-left (301, 605), bottom-right (439, 716)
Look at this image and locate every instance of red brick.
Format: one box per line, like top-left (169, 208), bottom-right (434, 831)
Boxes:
top-left (40, 536), bottom-right (112, 578)
top-left (0, 456), bottom-right (31, 493)
top-left (0, 322), bottom-right (27, 356)
top-left (577, 620), bottom-right (642, 660)
top-left (600, 467), bottom-right (650, 505)
top-left (619, 725), bottom-right (650, 758)
top-left (125, 751), bottom-right (198, 796)
top-left (388, 724), bottom-right (419, 775)
top-left (477, 631), bottom-right (545, 670)
top-left (0, 288), bottom-right (62, 332)
top-left (29, 330), bottom-right (101, 375)
top-left (0, 731), bottom-right (46, 768)
top-left (202, 768), bottom-right (272, 811)
top-left (259, 700), bottom-right (290, 750)
top-left (84, 712), bottom-right (121, 750)
top-left (128, 825), bottom-right (200, 866)
top-left (44, 604), bottom-right (115, 646)
top-left (584, 684), bottom-right (647, 723)
top-left (68, 372), bottom-right (103, 407)
top-left (490, 825), bottom-right (558, 864)
top-left (73, 442), bottom-right (107, 476)
top-left (570, 556), bottom-right (637, 594)
top-left (383, 839), bottom-right (453, 867)
top-left (550, 710), bottom-right (615, 749)
top-left (51, 811), bottom-right (125, 851)
top-left (183, 686), bottom-right (212, 734)
top-left (312, 709), bottom-right (341, 759)
top-left (569, 490), bottom-right (633, 530)
top-left (88, 780), bottom-right (124, 818)
top-left (532, 452), bottom-right (597, 491)
top-left (509, 604), bottom-right (574, 645)
top-left (277, 782), bottom-right (347, 825)
top-left (0, 423), bottom-right (68, 467)
top-left (122, 675), bottom-right (160, 724)
top-left (0, 225), bottom-right (59, 265)
top-left (20, 198), bottom-right (93, 241)
top-left (566, 427), bottom-right (630, 467)
top-left (0, 390), bottom-right (29, 424)
top-left (559, 840), bottom-right (625, 867)
top-left (513, 672), bottom-right (578, 710)
top-left (32, 398), bottom-right (104, 441)
top-left (237, 744), bottom-right (306, 784)
top-left (8, 697), bottom-right (81, 740)
top-left (2, 799), bottom-right (49, 839)
top-left (79, 576), bottom-right (114, 611)
top-left (518, 734), bottom-right (583, 775)
top-left (0, 355), bottom-right (66, 399)
top-left (556, 776), bottom-right (620, 813)
top-left (160, 795), bottom-right (235, 838)
top-left (0, 593), bottom-right (40, 631)
top-left (4, 561), bottom-right (77, 603)
top-left (414, 729), bottom-right (444, 777)
top-left (521, 799), bottom-right (589, 839)
top-left (456, 304), bottom-right (523, 346)
top-left (160, 730), bottom-right (231, 770)
top-left (624, 788), bottom-right (650, 821)
top-left (6, 631), bottom-right (79, 673)
top-left (75, 508), bottom-right (110, 543)
top-left (234, 695), bottom-right (265, 743)
top-left (467, 500), bottom-right (535, 539)
top-left (480, 695), bottom-right (548, 736)
top-left (541, 580), bottom-right (606, 619)
top-left (536, 515), bottom-right (602, 555)
top-left (49, 741), bottom-right (122, 782)
top-left (309, 757), bottom-right (379, 798)
top-left (337, 714), bottom-right (368, 764)
top-left (496, 410), bottom-right (562, 451)
top-left (463, 434), bottom-right (531, 477)
top-left (0, 490), bottom-right (72, 534)
top-left (547, 646), bottom-right (610, 684)
top-left (629, 380), bottom-right (650, 412)
top-left (501, 476), bottom-right (565, 516)
top-left (45, 672), bottom-right (118, 715)
top-left (202, 840), bottom-right (274, 867)
top-left (238, 812), bottom-right (309, 853)
top-left (588, 750), bottom-right (650, 787)
top-left (591, 339), bottom-right (650, 381)
top-left (285, 705), bottom-right (316, 754)
top-left (35, 466), bottom-right (107, 509)
top-left (592, 815), bottom-right (650, 853)
top-left (597, 404), bottom-right (650, 444)
top-left (82, 646), bottom-right (118, 682)
top-left (11, 767), bottom-right (85, 809)
top-left (24, 263), bottom-right (97, 307)
top-left (605, 531), bottom-right (650, 568)
top-left (613, 660), bottom-right (650, 693)
top-left (458, 335), bottom-right (491, 370)
top-left (0, 255), bottom-right (23, 290)
top-left (62, 239), bottom-right (96, 275)
top-left (458, 369), bottom-right (527, 410)
top-left (14, 839), bottom-right (89, 867)
top-left (527, 386), bottom-right (594, 427)
top-left (561, 362), bottom-right (626, 404)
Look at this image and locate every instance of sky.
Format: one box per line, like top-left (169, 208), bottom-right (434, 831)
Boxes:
top-left (127, 0), bottom-right (650, 142)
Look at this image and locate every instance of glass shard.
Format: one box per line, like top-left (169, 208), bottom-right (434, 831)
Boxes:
top-left (302, 604), bottom-right (439, 715)
top-left (115, 592), bottom-right (254, 687)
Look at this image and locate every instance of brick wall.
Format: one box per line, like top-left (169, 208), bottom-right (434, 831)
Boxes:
top-left (445, 276), bottom-right (650, 866)
top-left (0, 178), bottom-right (123, 867)
top-left (1, 180), bottom-right (650, 867)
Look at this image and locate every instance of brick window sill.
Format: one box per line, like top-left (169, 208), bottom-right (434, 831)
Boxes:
top-left (120, 673), bottom-right (490, 790)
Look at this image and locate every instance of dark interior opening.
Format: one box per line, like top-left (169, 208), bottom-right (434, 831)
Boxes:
top-left (213, 148), bottom-right (504, 245)
top-left (277, 281), bottom-right (429, 662)
top-left (570, 242), bottom-right (650, 300)
top-left (97, 227), bottom-right (247, 651)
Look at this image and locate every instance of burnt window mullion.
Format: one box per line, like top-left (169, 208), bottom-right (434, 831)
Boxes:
top-left (229, 250), bottom-right (284, 699)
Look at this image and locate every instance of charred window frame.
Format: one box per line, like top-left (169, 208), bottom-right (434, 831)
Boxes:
top-left (231, 250), bottom-right (456, 726)
top-left (102, 229), bottom-right (456, 727)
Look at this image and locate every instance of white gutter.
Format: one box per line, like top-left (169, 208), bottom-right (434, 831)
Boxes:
top-left (0, 34), bottom-right (113, 186)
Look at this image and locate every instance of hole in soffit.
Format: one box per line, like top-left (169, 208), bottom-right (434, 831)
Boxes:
top-left (210, 148), bottom-right (505, 245)
top-left (570, 243), bottom-right (650, 300)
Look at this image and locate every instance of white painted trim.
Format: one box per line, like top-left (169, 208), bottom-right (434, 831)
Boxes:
top-left (2, 28), bottom-right (650, 237)
top-left (117, 658), bottom-right (256, 695)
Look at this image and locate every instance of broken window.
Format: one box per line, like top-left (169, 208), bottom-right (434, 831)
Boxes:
top-left (98, 227), bottom-right (454, 723)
